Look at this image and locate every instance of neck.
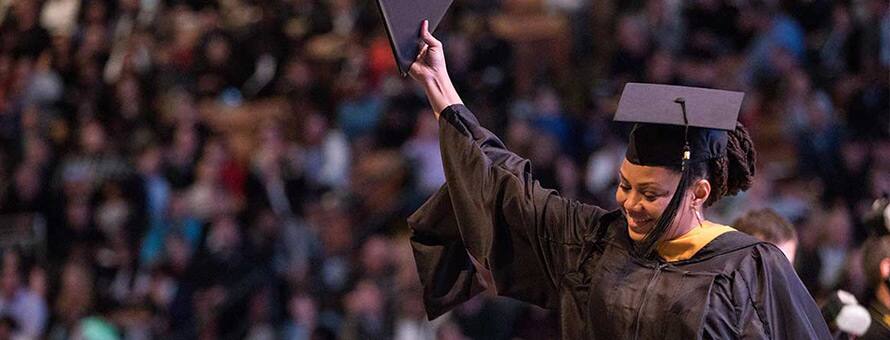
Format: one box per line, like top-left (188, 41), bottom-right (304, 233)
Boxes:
top-left (878, 282), bottom-right (890, 310)
top-left (669, 222), bottom-right (699, 240)
top-left (664, 214), bottom-right (705, 241)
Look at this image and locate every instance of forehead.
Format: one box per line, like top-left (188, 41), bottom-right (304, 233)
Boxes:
top-left (619, 159), bottom-right (679, 185)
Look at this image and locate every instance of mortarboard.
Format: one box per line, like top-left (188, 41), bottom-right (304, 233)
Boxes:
top-left (614, 83), bottom-right (744, 168)
top-left (376, 0), bottom-right (454, 77)
top-left (612, 83), bottom-right (745, 257)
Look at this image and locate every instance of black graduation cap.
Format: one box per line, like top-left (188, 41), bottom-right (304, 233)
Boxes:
top-left (612, 83), bottom-right (745, 257)
top-left (614, 83), bottom-right (744, 168)
top-left (376, 0), bottom-right (454, 77)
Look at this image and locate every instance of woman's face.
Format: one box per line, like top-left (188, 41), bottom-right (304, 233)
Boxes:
top-left (615, 159), bottom-right (691, 241)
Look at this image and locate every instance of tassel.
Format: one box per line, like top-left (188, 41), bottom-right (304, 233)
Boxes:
top-left (635, 165), bottom-right (693, 258)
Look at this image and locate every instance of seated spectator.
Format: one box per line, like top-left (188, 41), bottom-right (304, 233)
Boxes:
top-left (0, 250), bottom-right (46, 339)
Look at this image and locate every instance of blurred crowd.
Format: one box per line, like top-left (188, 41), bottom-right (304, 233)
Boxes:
top-left (0, 0), bottom-right (887, 339)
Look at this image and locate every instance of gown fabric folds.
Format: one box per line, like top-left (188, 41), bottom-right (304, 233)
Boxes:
top-left (408, 104), bottom-right (831, 339)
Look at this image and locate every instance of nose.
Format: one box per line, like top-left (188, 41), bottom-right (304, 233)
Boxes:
top-left (623, 192), bottom-right (643, 215)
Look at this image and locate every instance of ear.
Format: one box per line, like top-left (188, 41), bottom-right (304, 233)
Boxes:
top-left (881, 257), bottom-right (890, 280)
top-left (691, 179), bottom-right (711, 207)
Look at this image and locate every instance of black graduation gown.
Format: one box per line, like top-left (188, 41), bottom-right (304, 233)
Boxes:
top-left (861, 300), bottom-right (890, 340)
top-left (408, 104), bottom-right (832, 339)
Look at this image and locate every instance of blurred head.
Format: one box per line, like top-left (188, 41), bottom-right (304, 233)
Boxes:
top-left (529, 133), bottom-right (560, 169)
top-left (79, 120), bottom-right (107, 154)
top-left (55, 261), bottom-right (94, 322)
top-left (739, 0), bottom-right (777, 32)
top-left (345, 280), bottom-right (384, 317)
top-left (172, 125), bottom-right (198, 158)
top-left (136, 143), bottom-right (163, 175)
top-left (0, 251), bottom-right (21, 298)
top-left (301, 112), bottom-right (328, 146)
top-left (314, 197), bottom-right (353, 255)
top-left (12, 0), bottom-right (38, 28)
top-left (350, 151), bottom-right (408, 204)
top-left (287, 293), bottom-right (318, 326)
top-left (22, 136), bottom-right (50, 166)
top-left (646, 50), bottom-right (674, 83)
top-left (281, 56), bottom-right (312, 91)
top-left (359, 236), bottom-right (391, 276)
top-left (203, 34), bottom-right (232, 67)
top-left (164, 233), bottom-right (193, 273)
top-left (822, 204), bottom-right (854, 248)
top-left (616, 15), bottom-right (649, 55)
top-left (861, 236), bottom-right (890, 292)
top-left (13, 163), bottom-right (42, 202)
top-left (806, 91), bottom-right (835, 130)
top-left (733, 209), bottom-right (798, 262)
top-left (207, 215), bottom-right (241, 256)
top-left (65, 200), bottom-right (92, 231)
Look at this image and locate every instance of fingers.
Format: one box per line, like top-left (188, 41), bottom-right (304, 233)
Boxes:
top-left (419, 20), bottom-right (441, 48)
top-left (410, 40), bottom-right (429, 81)
top-left (415, 43), bottom-right (429, 62)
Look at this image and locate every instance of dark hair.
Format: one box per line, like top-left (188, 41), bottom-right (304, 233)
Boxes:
top-left (862, 236), bottom-right (890, 287)
top-left (638, 123), bottom-right (756, 257)
top-left (733, 209), bottom-right (797, 244)
top-left (669, 123), bottom-right (757, 207)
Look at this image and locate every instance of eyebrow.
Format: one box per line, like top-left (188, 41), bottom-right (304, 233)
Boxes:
top-left (617, 171), bottom-right (668, 192)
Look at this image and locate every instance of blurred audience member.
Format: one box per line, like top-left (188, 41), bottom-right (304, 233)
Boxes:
top-left (733, 208), bottom-right (798, 262)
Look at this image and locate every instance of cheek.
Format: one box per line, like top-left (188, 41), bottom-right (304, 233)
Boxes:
top-left (615, 188), bottom-right (625, 206)
top-left (642, 199), bottom-right (667, 218)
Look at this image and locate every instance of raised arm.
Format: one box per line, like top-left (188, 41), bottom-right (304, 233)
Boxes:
top-left (409, 20), bottom-right (463, 117)
top-left (407, 21), bottom-right (610, 319)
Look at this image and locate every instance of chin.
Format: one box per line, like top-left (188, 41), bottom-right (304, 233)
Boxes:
top-left (627, 223), bottom-right (649, 241)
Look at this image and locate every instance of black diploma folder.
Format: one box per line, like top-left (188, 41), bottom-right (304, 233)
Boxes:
top-left (376, 0), bottom-right (454, 76)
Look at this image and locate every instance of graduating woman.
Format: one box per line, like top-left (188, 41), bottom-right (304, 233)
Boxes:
top-left (406, 21), bottom-right (831, 339)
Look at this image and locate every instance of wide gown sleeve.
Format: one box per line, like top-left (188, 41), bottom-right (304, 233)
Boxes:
top-left (408, 104), bottom-right (608, 319)
top-left (736, 243), bottom-right (832, 339)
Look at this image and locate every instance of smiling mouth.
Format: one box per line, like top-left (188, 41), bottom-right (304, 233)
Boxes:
top-left (629, 217), bottom-right (654, 229)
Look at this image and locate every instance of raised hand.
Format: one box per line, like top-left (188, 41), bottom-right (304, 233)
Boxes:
top-left (408, 20), bottom-right (462, 117)
top-left (409, 20), bottom-right (447, 83)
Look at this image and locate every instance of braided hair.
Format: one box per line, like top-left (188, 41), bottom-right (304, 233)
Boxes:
top-left (686, 123), bottom-right (757, 206)
top-left (636, 123), bottom-right (757, 258)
